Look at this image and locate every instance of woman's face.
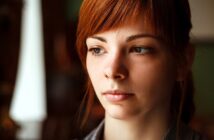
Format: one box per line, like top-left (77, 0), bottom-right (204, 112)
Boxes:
top-left (86, 18), bottom-right (178, 120)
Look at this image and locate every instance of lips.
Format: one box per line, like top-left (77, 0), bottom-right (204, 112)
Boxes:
top-left (102, 90), bottom-right (134, 102)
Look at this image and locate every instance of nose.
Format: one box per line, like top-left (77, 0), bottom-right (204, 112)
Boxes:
top-left (104, 53), bottom-right (128, 80)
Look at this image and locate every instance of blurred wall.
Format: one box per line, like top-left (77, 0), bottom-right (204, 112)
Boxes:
top-left (190, 0), bottom-right (214, 41)
top-left (189, 0), bottom-right (214, 116)
top-left (193, 44), bottom-right (214, 115)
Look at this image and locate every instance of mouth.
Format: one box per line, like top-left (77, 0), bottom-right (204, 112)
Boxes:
top-left (102, 90), bottom-right (134, 102)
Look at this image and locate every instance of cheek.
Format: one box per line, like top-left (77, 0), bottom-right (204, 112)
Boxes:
top-left (86, 58), bottom-right (103, 92)
top-left (132, 58), bottom-right (177, 101)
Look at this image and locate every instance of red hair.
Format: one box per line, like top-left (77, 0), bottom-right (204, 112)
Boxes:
top-left (76, 0), bottom-right (194, 128)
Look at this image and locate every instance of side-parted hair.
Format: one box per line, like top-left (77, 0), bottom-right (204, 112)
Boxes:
top-left (76, 0), bottom-right (195, 127)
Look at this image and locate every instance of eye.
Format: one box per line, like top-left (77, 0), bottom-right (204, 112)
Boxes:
top-left (88, 46), bottom-right (105, 56)
top-left (130, 46), bottom-right (152, 54)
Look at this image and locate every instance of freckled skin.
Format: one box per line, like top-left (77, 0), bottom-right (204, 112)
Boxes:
top-left (86, 19), bottom-right (178, 120)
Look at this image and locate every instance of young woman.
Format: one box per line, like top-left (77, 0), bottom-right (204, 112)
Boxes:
top-left (76, 0), bottom-right (205, 139)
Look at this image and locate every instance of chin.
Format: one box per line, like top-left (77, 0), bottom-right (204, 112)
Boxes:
top-left (105, 104), bottom-right (136, 120)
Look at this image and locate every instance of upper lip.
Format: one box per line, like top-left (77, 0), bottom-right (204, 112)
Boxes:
top-left (102, 90), bottom-right (134, 95)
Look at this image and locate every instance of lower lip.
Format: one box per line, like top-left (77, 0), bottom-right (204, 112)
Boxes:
top-left (103, 93), bottom-right (134, 102)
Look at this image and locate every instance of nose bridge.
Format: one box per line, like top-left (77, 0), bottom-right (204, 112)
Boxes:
top-left (104, 48), bottom-right (128, 79)
top-left (110, 50), bottom-right (123, 70)
top-left (106, 31), bottom-right (124, 70)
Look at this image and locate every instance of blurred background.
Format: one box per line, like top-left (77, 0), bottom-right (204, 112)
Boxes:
top-left (0, 0), bottom-right (213, 139)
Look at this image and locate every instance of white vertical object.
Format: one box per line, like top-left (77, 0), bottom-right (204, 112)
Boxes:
top-left (10, 0), bottom-right (46, 139)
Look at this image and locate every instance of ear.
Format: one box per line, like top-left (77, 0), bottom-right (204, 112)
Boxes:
top-left (176, 44), bottom-right (195, 81)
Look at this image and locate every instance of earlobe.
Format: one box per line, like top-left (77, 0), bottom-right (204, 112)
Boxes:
top-left (176, 44), bottom-right (195, 82)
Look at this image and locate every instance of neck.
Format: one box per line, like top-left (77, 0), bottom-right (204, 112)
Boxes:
top-left (104, 109), bottom-right (171, 140)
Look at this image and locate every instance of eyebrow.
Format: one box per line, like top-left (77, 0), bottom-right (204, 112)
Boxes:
top-left (126, 34), bottom-right (160, 42)
top-left (90, 36), bottom-right (107, 43)
top-left (90, 34), bottom-right (160, 43)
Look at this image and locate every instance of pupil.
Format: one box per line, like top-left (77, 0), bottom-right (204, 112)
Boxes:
top-left (95, 48), bottom-right (100, 53)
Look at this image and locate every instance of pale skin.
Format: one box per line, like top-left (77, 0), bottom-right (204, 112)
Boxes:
top-left (86, 17), bottom-right (194, 140)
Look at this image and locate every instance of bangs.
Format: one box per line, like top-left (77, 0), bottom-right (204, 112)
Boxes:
top-left (83, 0), bottom-right (149, 34)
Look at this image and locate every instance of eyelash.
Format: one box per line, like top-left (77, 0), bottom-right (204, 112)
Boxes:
top-left (129, 46), bottom-right (153, 54)
top-left (87, 45), bottom-right (153, 56)
top-left (88, 47), bottom-right (105, 56)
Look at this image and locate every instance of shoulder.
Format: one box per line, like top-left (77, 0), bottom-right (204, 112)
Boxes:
top-left (166, 122), bottom-right (207, 140)
top-left (83, 120), bottom-right (104, 140)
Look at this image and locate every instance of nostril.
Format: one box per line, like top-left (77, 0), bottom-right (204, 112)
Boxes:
top-left (114, 74), bottom-right (125, 79)
top-left (104, 71), bottom-right (126, 80)
top-left (105, 73), bottom-right (109, 78)
top-left (104, 60), bottom-right (128, 80)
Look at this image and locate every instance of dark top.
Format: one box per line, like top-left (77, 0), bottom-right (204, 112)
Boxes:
top-left (83, 120), bottom-right (206, 140)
